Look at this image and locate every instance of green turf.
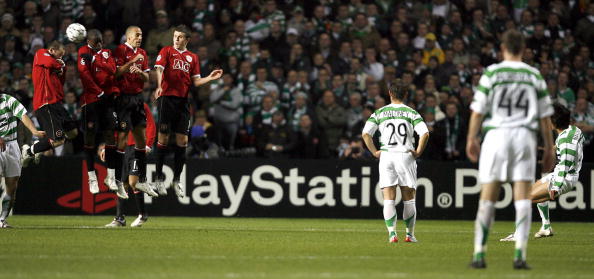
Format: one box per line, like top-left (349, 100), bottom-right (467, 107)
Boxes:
top-left (0, 216), bottom-right (593, 279)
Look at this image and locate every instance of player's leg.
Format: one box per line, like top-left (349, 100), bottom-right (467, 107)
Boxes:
top-left (105, 181), bottom-right (128, 227)
top-left (23, 106), bottom-right (58, 166)
top-left (82, 104), bottom-right (100, 194)
top-left (171, 133), bottom-right (188, 198)
top-left (128, 175), bottom-right (148, 227)
top-left (382, 186), bottom-right (398, 243)
top-left (131, 125), bottom-right (156, 197)
top-left (102, 97), bottom-right (120, 194)
top-left (513, 181), bottom-right (532, 269)
top-left (155, 97), bottom-right (170, 194)
top-left (0, 176), bottom-right (19, 228)
top-left (471, 182), bottom-right (500, 268)
top-left (528, 178), bottom-right (554, 237)
top-left (401, 186), bottom-right (417, 242)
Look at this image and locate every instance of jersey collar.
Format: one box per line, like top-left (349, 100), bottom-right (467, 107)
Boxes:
top-left (125, 42), bottom-right (137, 53)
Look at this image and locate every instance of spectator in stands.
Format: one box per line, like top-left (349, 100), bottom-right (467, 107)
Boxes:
top-left (145, 10), bottom-right (173, 57)
top-left (574, 98), bottom-right (594, 162)
top-left (286, 92), bottom-right (313, 132)
top-left (210, 73), bottom-right (243, 151)
top-left (435, 102), bottom-right (466, 161)
top-left (257, 110), bottom-right (295, 158)
top-left (293, 114), bottom-right (328, 159)
top-left (245, 67), bottom-right (278, 113)
top-left (316, 90), bottom-right (346, 155)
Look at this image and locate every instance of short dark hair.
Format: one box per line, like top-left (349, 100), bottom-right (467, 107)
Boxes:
top-left (501, 29), bottom-right (525, 55)
top-left (551, 103), bottom-right (571, 130)
top-left (174, 25), bottom-right (191, 38)
top-left (389, 78), bottom-right (408, 100)
top-left (48, 40), bottom-right (64, 51)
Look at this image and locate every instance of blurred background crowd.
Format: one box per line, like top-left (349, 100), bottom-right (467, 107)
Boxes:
top-left (1, 0), bottom-right (593, 161)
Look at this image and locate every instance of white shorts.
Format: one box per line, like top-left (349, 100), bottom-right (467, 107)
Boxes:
top-left (378, 151), bottom-right (417, 189)
top-left (479, 128), bottom-right (536, 184)
top-left (0, 140), bottom-right (22, 178)
top-left (541, 172), bottom-right (577, 196)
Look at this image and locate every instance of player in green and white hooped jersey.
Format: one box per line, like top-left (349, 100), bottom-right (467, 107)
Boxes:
top-left (466, 30), bottom-right (555, 269)
top-left (500, 103), bottom-right (584, 241)
top-left (362, 79), bottom-right (429, 244)
top-left (0, 94), bottom-right (46, 228)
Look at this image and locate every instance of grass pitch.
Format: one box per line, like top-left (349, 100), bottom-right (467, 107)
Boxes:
top-left (0, 216), bottom-right (592, 279)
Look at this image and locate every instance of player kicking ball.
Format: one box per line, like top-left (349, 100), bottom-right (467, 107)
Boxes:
top-left (0, 94), bottom-right (46, 228)
top-left (153, 25), bottom-right (223, 197)
top-left (362, 79), bottom-right (429, 243)
top-left (500, 103), bottom-right (584, 241)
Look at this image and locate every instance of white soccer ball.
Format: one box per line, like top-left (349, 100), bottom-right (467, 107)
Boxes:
top-left (66, 23), bottom-right (87, 43)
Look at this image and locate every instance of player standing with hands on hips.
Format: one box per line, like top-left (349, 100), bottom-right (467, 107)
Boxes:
top-left (362, 79), bottom-right (429, 243)
top-left (466, 29), bottom-right (554, 269)
top-left (153, 25), bottom-right (223, 197)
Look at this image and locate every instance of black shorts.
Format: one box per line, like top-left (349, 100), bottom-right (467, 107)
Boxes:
top-left (157, 96), bottom-right (190, 135)
top-left (35, 103), bottom-right (77, 140)
top-left (82, 96), bottom-right (117, 133)
top-left (115, 94), bottom-right (146, 132)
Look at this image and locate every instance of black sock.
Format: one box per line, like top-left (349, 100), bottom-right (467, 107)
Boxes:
top-left (156, 143), bottom-right (168, 179)
top-left (105, 145), bottom-right (116, 169)
top-left (173, 145), bottom-right (186, 181)
top-left (134, 148), bottom-right (147, 180)
top-left (115, 149), bottom-right (125, 182)
top-left (133, 191), bottom-right (146, 216)
top-left (116, 197), bottom-right (125, 219)
top-left (84, 146), bottom-right (95, 172)
top-left (29, 138), bottom-right (52, 155)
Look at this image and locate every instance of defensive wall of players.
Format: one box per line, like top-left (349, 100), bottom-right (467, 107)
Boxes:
top-left (15, 157), bottom-right (594, 221)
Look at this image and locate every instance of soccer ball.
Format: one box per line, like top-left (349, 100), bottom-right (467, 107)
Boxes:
top-left (66, 23), bottom-right (87, 43)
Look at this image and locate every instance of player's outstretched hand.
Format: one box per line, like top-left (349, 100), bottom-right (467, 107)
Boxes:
top-left (209, 69), bottom-right (223, 80)
top-left (0, 138), bottom-right (5, 152)
top-left (466, 138), bottom-right (480, 163)
top-left (32, 130), bottom-right (46, 138)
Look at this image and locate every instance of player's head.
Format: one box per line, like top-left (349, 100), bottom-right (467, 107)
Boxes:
top-left (173, 25), bottom-right (191, 50)
top-left (125, 26), bottom-right (142, 48)
top-left (86, 29), bottom-right (103, 51)
top-left (388, 78), bottom-right (407, 101)
top-left (47, 40), bottom-right (65, 58)
top-left (551, 103), bottom-right (571, 130)
top-left (501, 29), bottom-right (525, 58)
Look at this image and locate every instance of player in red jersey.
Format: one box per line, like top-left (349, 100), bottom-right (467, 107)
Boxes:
top-left (21, 41), bottom-right (78, 166)
top-left (153, 25), bottom-right (223, 197)
top-left (103, 103), bottom-right (155, 227)
top-left (113, 26), bottom-right (156, 196)
top-left (78, 29), bottom-right (125, 198)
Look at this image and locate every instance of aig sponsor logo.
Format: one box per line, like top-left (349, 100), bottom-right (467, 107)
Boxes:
top-left (173, 59), bottom-right (190, 73)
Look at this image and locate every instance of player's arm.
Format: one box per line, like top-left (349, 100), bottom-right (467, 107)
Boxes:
top-left (361, 113), bottom-right (380, 158)
top-left (540, 117), bottom-right (555, 172)
top-left (154, 66), bottom-right (164, 98)
top-left (193, 69), bottom-right (223, 87)
top-left (34, 50), bottom-right (63, 69)
top-left (465, 111), bottom-right (484, 163)
top-left (7, 96), bottom-right (45, 138)
top-left (78, 49), bottom-right (104, 96)
top-left (20, 114), bottom-right (46, 138)
top-left (411, 121), bottom-right (430, 158)
top-left (115, 49), bottom-right (144, 78)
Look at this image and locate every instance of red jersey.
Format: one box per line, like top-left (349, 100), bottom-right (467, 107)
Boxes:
top-left (113, 43), bottom-right (149, 95)
top-left (127, 103), bottom-right (156, 147)
top-left (78, 45), bottom-right (118, 106)
top-left (154, 46), bottom-right (200, 98)
top-left (32, 49), bottom-right (66, 111)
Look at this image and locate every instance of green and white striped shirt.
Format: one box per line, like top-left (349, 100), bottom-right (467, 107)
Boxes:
top-left (363, 104), bottom-right (428, 153)
top-left (471, 61), bottom-right (553, 133)
top-left (553, 125), bottom-right (584, 187)
top-left (0, 94), bottom-right (27, 141)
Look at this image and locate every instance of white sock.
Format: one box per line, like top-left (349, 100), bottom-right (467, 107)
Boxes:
top-left (403, 199), bottom-right (416, 237)
top-left (88, 170), bottom-right (97, 179)
top-left (514, 199), bottom-right (531, 261)
top-left (536, 201), bottom-right (550, 229)
top-left (1, 194), bottom-right (12, 221)
top-left (383, 200), bottom-right (396, 235)
top-left (473, 200), bottom-right (495, 259)
top-left (107, 168), bottom-right (115, 178)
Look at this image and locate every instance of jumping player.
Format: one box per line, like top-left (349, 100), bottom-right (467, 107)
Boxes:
top-left (0, 93), bottom-right (46, 228)
top-left (78, 29), bottom-right (124, 198)
top-left (113, 26), bottom-right (156, 197)
top-left (466, 30), bottom-right (554, 269)
top-left (501, 103), bottom-right (584, 241)
top-left (22, 41), bottom-right (78, 165)
top-left (153, 25), bottom-right (222, 197)
top-left (362, 78), bottom-right (430, 243)
top-left (105, 102), bottom-right (156, 227)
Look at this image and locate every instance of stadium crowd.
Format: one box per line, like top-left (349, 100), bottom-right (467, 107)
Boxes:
top-left (0, 0), bottom-right (593, 161)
